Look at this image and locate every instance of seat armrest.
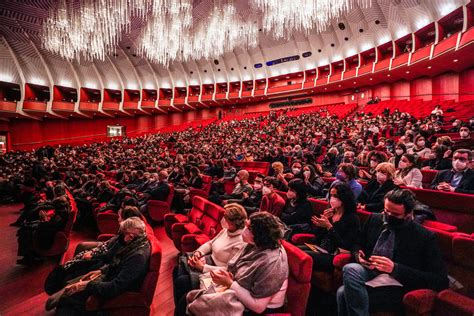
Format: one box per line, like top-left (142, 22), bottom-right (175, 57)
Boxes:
top-left (403, 289), bottom-right (437, 315)
top-left (333, 253), bottom-right (352, 268)
top-left (148, 200), bottom-right (169, 207)
top-left (291, 233), bottom-right (315, 245)
top-left (436, 289), bottom-right (474, 315)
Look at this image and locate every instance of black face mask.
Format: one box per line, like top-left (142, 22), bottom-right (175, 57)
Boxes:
top-left (383, 212), bottom-right (409, 228)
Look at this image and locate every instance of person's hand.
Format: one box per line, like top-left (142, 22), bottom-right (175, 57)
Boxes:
top-left (242, 192), bottom-right (249, 199)
top-left (284, 173), bottom-right (295, 179)
top-left (39, 211), bottom-right (49, 221)
top-left (81, 270), bottom-right (101, 281)
top-left (357, 250), bottom-right (374, 269)
top-left (304, 172), bottom-right (310, 181)
top-left (188, 255), bottom-right (205, 272)
top-left (369, 255), bottom-right (395, 274)
top-left (64, 281), bottom-right (89, 296)
top-left (323, 208), bottom-right (334, 218)
top-left (393, 178), bottom-right (404, 186)
top-left (443, 150), bottom-right (452, 159)
top-left (437, 182), bottom-right (451, 191)
top-left (312, 215), bottom-right (333, 230)
top-left (82, 251), bottom-right (93, 260)
top-left (210, 270), bottom-right (234, 288)
top-left (277, 173), bottom-right (285, 181)
top-left (357, 203), bottom-right (366, 210)
top-left (323, 172), bottom-right (333, 177)
top-left (222, 200), bottom-right (228, 205)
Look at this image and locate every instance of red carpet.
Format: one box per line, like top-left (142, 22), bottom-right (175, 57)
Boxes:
top-left (0, 204), bottom-right (178, 316)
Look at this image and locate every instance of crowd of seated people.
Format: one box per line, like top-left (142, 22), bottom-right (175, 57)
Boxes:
top-left (0, 104), bottom-right (474, 315)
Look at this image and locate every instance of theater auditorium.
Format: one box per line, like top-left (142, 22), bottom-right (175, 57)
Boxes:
top-left (1, 0), bottom-right (474, 315)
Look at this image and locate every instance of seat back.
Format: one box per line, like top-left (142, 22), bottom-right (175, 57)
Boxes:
top-left (189, 195), bottom-right (208, 226)
top-left (451, 235), bottom-right (474, 289)
top-left (201, 175), bottom-right (212, 194)
top-left (308, 198), bottom-right (328, 216)
top-left (281, 240), bottom-right (312, 316)
top-left (200, 201), bottom-right (225, 239)
top-left (140, 234), bottom-right (163, 306)
top-left (421, 169), bottom-right (438, 189)
top-left (166, 184), bottom-right (175, 205)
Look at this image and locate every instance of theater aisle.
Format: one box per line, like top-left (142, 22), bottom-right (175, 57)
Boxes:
top-left (0, 203), bottom-right (178, 316)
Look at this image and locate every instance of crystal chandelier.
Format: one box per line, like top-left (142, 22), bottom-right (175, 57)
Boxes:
top-left (43, 0), bottom-right (373, 65)
top-left (251, 0), bottom-right (372, 39)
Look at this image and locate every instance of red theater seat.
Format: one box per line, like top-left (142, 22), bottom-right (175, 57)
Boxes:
top-left (96, 211), bottom-right (120, 235)
top-left (148, 184), bottom-right (174, 222)
top-left (189, 175), bottom-right (213, 199)
top-left (85, 234), bottom-right (162, 316)
top-left (164, 195), bottom-right (207, 238)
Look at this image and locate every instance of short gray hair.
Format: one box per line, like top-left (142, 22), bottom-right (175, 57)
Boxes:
top-left (120, 217), bottom-right (146, 235)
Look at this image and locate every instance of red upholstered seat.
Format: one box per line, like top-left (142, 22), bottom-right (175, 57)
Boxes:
top-left (164, 195), bottom-right (207, 239)
top-left (420, 169), bottom-right (438, 189)
top-left (189, 175), bottom-right (213, 199)
top-left (96, 211), bottom-right (120, 235)
top-left (148, 184), bottom-right (174, 222)
top-left (279, 240), bottom-right (312, 316)
top-left (179, 202), bottom-right (226, 252)
top-left (85, 234), bottom-right (162, 316)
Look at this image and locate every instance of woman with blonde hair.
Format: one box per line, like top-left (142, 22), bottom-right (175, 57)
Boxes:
top-left (359, 162), bottom-right (399, 213)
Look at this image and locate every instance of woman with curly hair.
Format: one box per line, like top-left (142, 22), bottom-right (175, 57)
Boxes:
top-left (185, 212), bottom-right (289, 315)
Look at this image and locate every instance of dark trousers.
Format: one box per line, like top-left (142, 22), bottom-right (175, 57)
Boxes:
top-left (298, 245), bottom-right (335, 272)
top-left (173, 265), bottom-right (193, 316)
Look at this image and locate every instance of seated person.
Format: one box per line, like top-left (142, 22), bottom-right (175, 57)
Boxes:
top-left (17, 196), bottom-right (71, 264)
top-left (185, 212), bottom-right (288, 315)
top-left (271, 161), bottom-right (289, 191)
top-left (281, 179), bottom-right (313, 234)
top-left (299, 182), bottom-right (360, 272)
top-left (408, 135), bottom-right (431, 159)
top-left (453, 125), bottom-right (473, 150)
top-left (210, 170), bottom-right (253, 206)
top-left (359, 162), bottom-right (398, 213)
top-left (260, 177), bottom-right (286, 217)
top-left (45, 217), bottom-right (151, 315)
top-left (393, 154), bottom-right (423, 188)
top-left (139, 170), bottom-right (170, 214)
top-left (431, 149), bottom-right (474, 194)
top-left (226, 174), bottom-right (264, 214)
top-left (330, 163), bottom-right (362, 200)
top-left (173, 166), bottom-right (203, 212)
top-left (173, 203), bottom-right (247, 313)
top-left (337, 189), bottom-right (448, 315)
top-left (422, 144), bottom-right (452, 171)
top-left (359, 151), bottom-right (386, 181)
top-left (302, 164), bottom-right (325, 197)
top-left (168, 165), bottom-right (185, 185)
top-left (388, 143), bottom-right (406, 169)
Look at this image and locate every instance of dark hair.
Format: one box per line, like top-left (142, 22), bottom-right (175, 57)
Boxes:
top-left (400, 154), bottom-right (420, 176)
top-left (249, 212), bottom-right (284, 249)
top-left (288, 178), bottom-right (307, 200)
top-left (330, 182), bottom-right (356, 214)
top-left (395, 143), bottom-right (407, 153)
top-left (123, 197), bottom-right (139, 207)
top-left (338, 163), bottom-right (357, 180)
top-left (53, 184), bottom-right (67, 197)
top-left (120, 206), bottom-right (143, 220)
top-left (264, 176), bottom-right (279, 188)
top-left (384, 189), bottom-right (416, 214)
top-left (454, 149), bottom-right (473, 161)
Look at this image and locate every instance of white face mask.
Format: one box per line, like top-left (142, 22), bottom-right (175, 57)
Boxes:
top-left (262, 186), bottom-right (272, 195)
top-left (292, 168), bottom-right (301, 174)
top-left (395, 149), bottom-right (404, 156)
top-left (452, 159), bottom-right (467, 172)
top-left (370, 160), bottom-right (378, 168)
top-left (221, 217), bottom-right (229, 230)
top-left (398, 161), bottom-right (407, 169)
top-left (376, 172), bottom-right (387, 184)
top-left (460, 131), bottom-right (469, 138)
top-left (253, 183), bottom-right (262, 190)
top-left (417, 141), bottom-right (425, 147)
top-left (242, 227), bottom-right (254, 244)
top-left (234, 176), bottom-right (240, 183)
top-left (303, 170), bottom-right (311, 178)
top-left (330, 197), bottom-right (342, 209)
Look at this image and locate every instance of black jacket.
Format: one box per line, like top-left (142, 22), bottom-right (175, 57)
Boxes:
top-left (281, 198), bottom-right (313, 226)
top-left (431, 168), bottom-right (474, 194)
top-left (148, 181), bottom-right (170, 201)
top-left (86, 241), bottom-right (151, 299)
top-left (311, 212), bottom-right (360, 253)
top-left (360, 180), bottom-right (399, 213)
top-left (353, 214), bottom-right (448, 292)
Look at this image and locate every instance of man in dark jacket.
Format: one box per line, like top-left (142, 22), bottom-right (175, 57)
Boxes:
top-left (337, 189), bottom-right (448, 315)
top-left (51, 217), bottom-right (151, 315)
top-left (431, 149), bottom-right (474, 194)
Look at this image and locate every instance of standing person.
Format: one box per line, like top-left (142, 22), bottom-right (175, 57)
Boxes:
top-left (337, 189), bottom-right (448, 315)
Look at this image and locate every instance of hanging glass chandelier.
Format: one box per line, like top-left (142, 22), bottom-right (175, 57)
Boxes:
top-left (42, 0), bottom-right (372, 65)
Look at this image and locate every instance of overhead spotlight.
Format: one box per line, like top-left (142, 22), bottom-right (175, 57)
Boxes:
top-left (338, 84), bottom-right (342, 87)
top-left (369, 78), bottom-right (373, 81)
top-left (387, 74), bottom-right (391, 77)
top-left (406, 71), bottom-right (410, 74)
top-left (353, 81), bottom-right (356, 84)
top-left (453, 59), bottom-right (458, 62)
top-left (427, 66), bottom-right (432, 69)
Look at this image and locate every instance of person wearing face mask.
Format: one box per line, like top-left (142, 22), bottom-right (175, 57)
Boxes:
top-left (337, 189), bottom-right (448, 316)
top-left (280, 179), bottom-right (313, 228)
top-left (408, 135), bottom-right (431, 158)
top-left (388, 144), bottom-right (406, 169)
top-left (260, 177), bottom-right (286, 217)
top-left (299, 183), bottom-right (360, 272)
top-left (210, 170), bottom-right (253, 206)
top-left (173, 204), bottom-right (247, 315)
top-left (393, 154), bottom-right (423, 188)
top-left (331, 163), bottom-right (362, 200)
top-left (453, 125), bottom-right (473, 151)
top-left (226, 174), bottom-right (265, 214)
top-left (271, 161), bottom-right (289, 191)
top-left (431, 149), bottom-right (474, 194)
top-left (359, 151), bottom-right (387, 181)
top-left (185, 212), bottom-right (288, 315)
top-left (359, 163), bottom-right (398, 213)
top-left (302, 164), bottom-right (325, 197)
top-left (422, 144), bottom-right (452, 170)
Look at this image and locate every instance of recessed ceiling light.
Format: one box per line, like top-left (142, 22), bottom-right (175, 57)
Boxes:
top-left (353, 81), bottom-right (356, 84)
top-left (406, 71), bottom-right (410, 74)
top-left (387, 74), bottom-right (391, 77)
top-left (453, 59), bottom-right (458, 62)
top-left (338, 84), bottom-right (341, 87)
top-left (324, 88), bottom-right (327, 90)
top-left (369, 78), bottom-right (373, 81)
top-left (427, 66), bottom-right (432, 69)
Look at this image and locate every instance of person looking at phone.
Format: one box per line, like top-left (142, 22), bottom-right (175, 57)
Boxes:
top-left (337, 189), bottom-right (448, 315)
top-left (299, 182), bottom-right (360, 272)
